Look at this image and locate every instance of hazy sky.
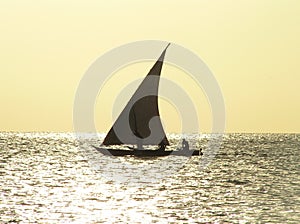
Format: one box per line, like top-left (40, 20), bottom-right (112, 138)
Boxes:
top-left (1, 0), bottom-right (299, 133)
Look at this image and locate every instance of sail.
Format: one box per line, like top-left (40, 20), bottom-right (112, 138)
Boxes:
top-left (102, 44), bottom-right (170, 146)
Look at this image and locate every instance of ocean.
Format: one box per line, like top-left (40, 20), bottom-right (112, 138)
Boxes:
top-left (0, 132), bottom-right (299, 223)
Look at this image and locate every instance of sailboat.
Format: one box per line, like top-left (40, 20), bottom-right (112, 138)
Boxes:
top-left (93, 43), bottom-right (202, 157)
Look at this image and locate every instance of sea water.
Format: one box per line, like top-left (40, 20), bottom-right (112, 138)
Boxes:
top-left (0, 132), bottom-right (299, 223)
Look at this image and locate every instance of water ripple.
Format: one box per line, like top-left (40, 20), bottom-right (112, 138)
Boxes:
top-left (0, 132), bottom-right (299, 223)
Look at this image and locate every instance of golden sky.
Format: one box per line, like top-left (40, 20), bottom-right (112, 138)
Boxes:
top-left (0, 0), bottom-right (299, 133)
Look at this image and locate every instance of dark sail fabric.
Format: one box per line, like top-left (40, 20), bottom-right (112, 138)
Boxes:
top-left (102, 44), bottom-right (170, 146)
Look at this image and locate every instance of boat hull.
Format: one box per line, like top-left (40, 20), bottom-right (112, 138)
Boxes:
top-left (92, 146), bottom-right (202, 157)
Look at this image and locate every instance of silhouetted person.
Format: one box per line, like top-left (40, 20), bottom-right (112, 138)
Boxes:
top-left (182, 138), bottom-right (189, 151)
top-left (199, 148), bottom-right (203, 156)
top-left (158, 142), bottom-right (166, 152)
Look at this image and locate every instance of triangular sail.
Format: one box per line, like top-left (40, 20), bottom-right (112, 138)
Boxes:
top-left (102, 44), bottom-right (170, 146)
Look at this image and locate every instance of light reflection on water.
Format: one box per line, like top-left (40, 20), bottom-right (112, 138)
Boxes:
top-left (0, 132), bottom-right (299, 223)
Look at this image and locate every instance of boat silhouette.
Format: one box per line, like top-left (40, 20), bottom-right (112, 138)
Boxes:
top-left (93, 43), bottom-right (202, 157)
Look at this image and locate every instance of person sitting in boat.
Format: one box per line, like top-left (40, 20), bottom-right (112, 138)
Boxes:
top-left (199, 148), bottom-right (203, 156)
top-left (158, 141), bottom-right (166, 152)
top-left (182, 138), bottom-right (189, 151)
